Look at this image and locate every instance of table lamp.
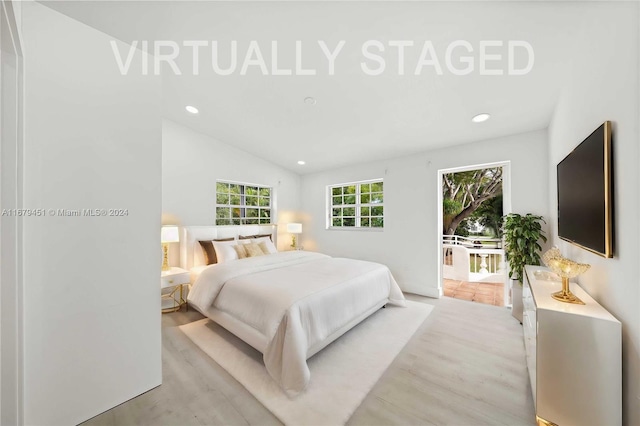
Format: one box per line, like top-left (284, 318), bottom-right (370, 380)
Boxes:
top-left (542, 247), bottom-right (590, 305)
top-left (161, 226), bottom-right (179, 271)
top-left (287, 223), bottom-right (302, 250)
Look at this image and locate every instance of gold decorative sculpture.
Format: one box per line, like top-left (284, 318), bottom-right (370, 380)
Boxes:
top-left (542, 247), bottom-right (590, 305)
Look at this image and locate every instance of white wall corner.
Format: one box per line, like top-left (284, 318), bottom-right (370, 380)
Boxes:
top-left (418, 286), bottom-right (443, 299)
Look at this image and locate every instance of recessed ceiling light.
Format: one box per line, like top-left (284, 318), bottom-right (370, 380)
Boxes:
top-left (304, 97), bottom-right (317, 105)
top-left (297, 160), bottom-right (306, 165)
top-left (471, 113), bottom-right (490, 123)
top-left (185, 105), bottom-right (199, 114)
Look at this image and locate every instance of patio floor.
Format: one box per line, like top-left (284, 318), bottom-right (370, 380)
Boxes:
top-left (443, 279), bottom-right (505, 307)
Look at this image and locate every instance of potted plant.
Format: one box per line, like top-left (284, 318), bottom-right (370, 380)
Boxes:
top-left (502, 213), bottom-right (547, 323)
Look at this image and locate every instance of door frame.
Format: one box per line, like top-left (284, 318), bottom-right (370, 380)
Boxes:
top-left (437, 161), bottom-right (512, 305)
top-left (1, 1), bottom-right (24, 424)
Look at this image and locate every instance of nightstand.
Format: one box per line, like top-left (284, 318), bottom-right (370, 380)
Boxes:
top-left (161, 267), bottom-right (190, 313)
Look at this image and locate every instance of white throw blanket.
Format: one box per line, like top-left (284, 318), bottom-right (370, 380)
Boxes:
top-left (188, 251), bottom-right (406, 395)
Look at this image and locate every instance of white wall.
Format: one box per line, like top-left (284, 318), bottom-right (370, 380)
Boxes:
top-left (23, 4), bottom-right (162, 424)
top-left (1, 1), bottom-right (24, 424)
top-left (162, 119), bottom-right (301, 251)
top-left (547, 3), bottom-right (639, 425)
top-left (300, 129), bottom-right (549, 297)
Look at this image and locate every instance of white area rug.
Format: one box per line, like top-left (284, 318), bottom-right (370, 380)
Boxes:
top-left (179, 300), bottom-right (433, 426)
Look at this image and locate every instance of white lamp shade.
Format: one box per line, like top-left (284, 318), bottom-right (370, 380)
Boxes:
top-left (161, 226), bottom-right (180, 243)
top-left (287, 223), bottom-right (302, 234)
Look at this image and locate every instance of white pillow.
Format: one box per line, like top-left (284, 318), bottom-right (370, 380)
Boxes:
top-left (253, 236), bottom-right (277, 254)
top-left (212, 240), bottom-right (240, 263)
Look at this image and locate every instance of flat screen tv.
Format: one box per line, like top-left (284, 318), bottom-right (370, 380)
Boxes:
top-left (557, 121), bottom-right (613, 258)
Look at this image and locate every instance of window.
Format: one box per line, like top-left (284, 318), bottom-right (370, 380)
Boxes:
top-left (329, 180), bottom-right (384, 229)
top-left (215, 181), bottom-right (272, 225)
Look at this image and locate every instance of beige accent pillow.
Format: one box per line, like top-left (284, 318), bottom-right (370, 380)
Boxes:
top-left (254, 237), bottom-right (278, 253)
top-left (245, 243), bottom-right (265, 258)
top-left (232, 244), bottom-right (248, 259)
top-left (258, 241), bottom-right (271, 255)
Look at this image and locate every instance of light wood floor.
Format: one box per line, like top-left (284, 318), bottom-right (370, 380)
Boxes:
top-left (83, 295), bottom-right (535, 426)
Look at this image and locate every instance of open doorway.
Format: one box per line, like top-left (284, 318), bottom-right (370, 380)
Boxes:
top-left (437, 162), bottom-right (512, 307)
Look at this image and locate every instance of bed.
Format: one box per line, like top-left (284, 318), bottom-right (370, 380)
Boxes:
top-left (181, 225), bottom-right (406, 396)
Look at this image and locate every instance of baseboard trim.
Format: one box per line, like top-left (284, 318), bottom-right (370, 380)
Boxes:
top-left (405, 286), bottom-right (442, 299)
top-left (423, 286), bottom-right (443, 298)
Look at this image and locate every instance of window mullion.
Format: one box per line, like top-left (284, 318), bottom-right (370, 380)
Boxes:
top-left (327, 180), bottom-right (382, 230)
top-left (329, 186), bottom-right (333, 227)
top-left (216, 180), bottom-right (273, 225)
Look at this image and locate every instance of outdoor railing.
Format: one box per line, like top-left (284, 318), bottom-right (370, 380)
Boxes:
top-left (442, 234), bottom-right (502, 249)
top-left (467, 248), bottom-right (504, 274)
top-left (443, 237), bottom-right (505, 281)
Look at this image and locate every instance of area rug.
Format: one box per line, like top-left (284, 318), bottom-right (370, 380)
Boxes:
top-left (179, 300), bottom-right (433, 426)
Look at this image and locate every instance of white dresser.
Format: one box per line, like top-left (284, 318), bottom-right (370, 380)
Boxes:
top-left (522, 265), bottom-right (621, 426)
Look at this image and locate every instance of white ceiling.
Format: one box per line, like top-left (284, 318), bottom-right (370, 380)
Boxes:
top-left (41, 1), bottom-right (598, 174)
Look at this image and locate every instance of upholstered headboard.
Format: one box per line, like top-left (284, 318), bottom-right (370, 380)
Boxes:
top-left (180, 225), bottom-right (278, 270)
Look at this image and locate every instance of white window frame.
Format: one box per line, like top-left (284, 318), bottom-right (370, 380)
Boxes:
top-left (327, 178), bottom-right (384, 230)
top-left (215, 180), bottom-right (273, 226)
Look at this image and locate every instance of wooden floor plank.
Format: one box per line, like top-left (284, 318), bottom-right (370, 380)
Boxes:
top-left (83, 295), bottom-right (535, 426)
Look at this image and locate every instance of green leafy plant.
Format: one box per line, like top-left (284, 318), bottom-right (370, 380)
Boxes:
top-left (502, 213), bottom-right (547, 284)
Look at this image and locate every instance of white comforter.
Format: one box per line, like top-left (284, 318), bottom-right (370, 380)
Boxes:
top-left (188, 251), bottom-right (405, 395)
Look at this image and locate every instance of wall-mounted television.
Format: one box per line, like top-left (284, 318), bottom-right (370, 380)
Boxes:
top-left (557, 121), bottom-right (613, 258)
